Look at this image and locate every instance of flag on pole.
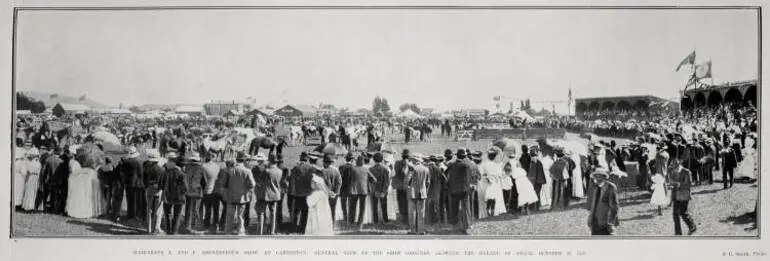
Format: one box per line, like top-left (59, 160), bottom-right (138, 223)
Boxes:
top-left (694, 60), bottom-right (712, 79)
top-left (675, 51), bottom-right (696, 72)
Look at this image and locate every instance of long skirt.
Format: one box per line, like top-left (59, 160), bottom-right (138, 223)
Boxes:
top-left (14, 169), bottom-right (26, 207)
top-left (22, 174), bottom-right (40, 211)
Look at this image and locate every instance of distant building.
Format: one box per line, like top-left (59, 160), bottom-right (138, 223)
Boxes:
top-left (681, 79), bottom-right (757, 110)
top-left (175, 105), bottom-right (204, 116)
top-left (91, 108), bottom-right (132, 115)
top-left (52, 103), bottom-right (90, 117)
top-left (246, 108), bottom-right (273, 117)
top-left (273, 105), bottom-right (318, 118)
top-left (204, 101), bottom-right (246, 116)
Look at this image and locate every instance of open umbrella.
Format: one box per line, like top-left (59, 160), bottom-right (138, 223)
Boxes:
top-left (492, 137), bottom-right (522, 156)
top-left (314, 143), bottom-right (348, 156)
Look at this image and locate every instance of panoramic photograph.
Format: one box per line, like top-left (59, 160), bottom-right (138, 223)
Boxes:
top-left (11, 8), bottom-right (759, 237)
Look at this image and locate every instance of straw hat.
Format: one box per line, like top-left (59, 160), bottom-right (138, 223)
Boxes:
top-left (590, 168), bottom-right (610, 179)
top-left (127, 146), bottom-right (140, 158)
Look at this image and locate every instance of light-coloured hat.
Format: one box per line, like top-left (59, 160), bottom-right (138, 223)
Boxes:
top-left (146, 149), bottom-right (161, 161)
top-left (166, 151), bottom-right (178, 159)
top-left (188, 152), bottom-right (201, 162)
top-left (409, 153), bottom-right (423, 162)
top-left (127, 146), bottom-right (140, 158)
top-left (590, 168), bottom-right (610, 179)
top-left (255, 153), bottom-right (267, 161)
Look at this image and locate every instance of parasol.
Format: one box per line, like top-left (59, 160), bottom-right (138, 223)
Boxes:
top-left (492, 137), bottom-right (522, 156)
top-left (580, 132), bottom-right (599, 141)
top-left (90, 131), bottom-right (121, 145)
top-left (314, 143), bottom-right (348, 156)
top-left (75, 143), bottom-right (106, 169)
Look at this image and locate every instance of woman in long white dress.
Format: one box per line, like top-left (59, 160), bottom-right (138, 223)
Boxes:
top-left (66, 158), bottom-right (105, 218)
top-left (14, 147), bottom-right (28, 209)
top-left (570, 153), bottom-right (585, 198)
top-left (22, 152), bottom-right (42, 211)
top-left (478, 150), bottom-right (506, 218)
top-left (510, 162), bottom-right (538, 215)
top-left (306, 175), bottom-right (334, 235)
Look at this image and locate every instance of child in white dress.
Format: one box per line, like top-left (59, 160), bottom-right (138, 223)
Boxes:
top-left (649, 173), bottom-right (669, 216)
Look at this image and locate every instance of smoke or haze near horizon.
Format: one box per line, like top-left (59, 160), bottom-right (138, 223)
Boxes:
top-left (15, 9), bottom-right (758, 112)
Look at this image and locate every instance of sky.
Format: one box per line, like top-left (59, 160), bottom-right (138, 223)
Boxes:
top-left (15, 8), bottom-right (759, 113)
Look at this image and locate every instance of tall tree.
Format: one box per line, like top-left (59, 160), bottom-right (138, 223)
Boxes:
top-left (372, 96), bottom-right (392, 115)
top-left (399, 103), bottom-right (421, 114)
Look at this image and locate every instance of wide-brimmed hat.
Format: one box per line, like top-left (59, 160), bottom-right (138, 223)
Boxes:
top-left (323, 154), bottom-right (334, 164)
top-left (166, 151), bottom-right (178, 159)
top-left (590, 168), bottom-right (610, 179)
top-left (146, 149), bottom-right (161, 161)
top-left (456, 149), bottom-right (467, 157)
top-left (255, 153), bottom-right (267, 162)
top-left (409, 153), bottom-right (424, 162)
top-left (127, 146), bottom-right (140, 158)
top-left (188, 152), bottom-right (201, 162)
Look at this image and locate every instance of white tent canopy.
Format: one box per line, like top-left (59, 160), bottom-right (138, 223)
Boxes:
top-left (399, 109), bottom-right (424, 119)
top-left (512, 110), bottom-right (534, 121)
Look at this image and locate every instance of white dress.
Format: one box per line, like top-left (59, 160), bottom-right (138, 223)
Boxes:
top-left (649, 174), bottom-right (669, 206)
top-left (22, 160), bottom-right (42, 211)
top-left (512, 166), bottom-right (539, 206)
top-left (477, 161), bottom-right (506, 217)
top-left (14, 158), bottom-right (28, 207)
top-left (570, 154), bottom-right (585, 198)
top-left (306, 190), bottom-right (334, 235)
top-left (66, 160), bottom-right (105, 218)
top-left (539, 156), bottom-right (554, 209)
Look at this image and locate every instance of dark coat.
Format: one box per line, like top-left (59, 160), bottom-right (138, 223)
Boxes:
top-left (447, 158), bottom-right (475, 194)
top-left (121, 157), bottom-right (144, 188)
top-left (369, 163), bottom-right (391, 197)
top-left (338, 162), bottom-right (354, 197)
top-left (392, 159), bottom-right (408, 190)
top-left (40, 154), bottom-right (63, 187)
top-left (586, 181), bottom-right (620, 228)
top-left (348, 166), bottom-right (376, 196)
top-left (528, 157), bottom-right (547, 185)
top-left (668, 167), bottom-right (692, 201)
top-left (289, 162), bottom-right (316, 197)
top-left (426, 162), bottom-right (446, 199)
top-left (142, 161), bottom-right (164, 189)
top-left (185, 163), bottom-right (207, 197)
top-left (322, 166), bottom-right (342, 198)
top-left (161, 165), bottom-right (188, 205)
top-left (256, 165), bottom-right (283, 202)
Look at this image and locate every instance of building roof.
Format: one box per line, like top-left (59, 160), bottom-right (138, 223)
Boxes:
top-left (58, 103), bottom-right (91, 112)
top-left (175, 105), bottom-right (204, 113)
top-left (684, 79), bottom-right (757, 95)
top-left (575, 95), bottom-right (667, 104)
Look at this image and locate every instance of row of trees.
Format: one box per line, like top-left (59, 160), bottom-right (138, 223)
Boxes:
top-left (17, 93), bottom-right (46, 113)
top-left (372, 96), bottom-right (426, 115)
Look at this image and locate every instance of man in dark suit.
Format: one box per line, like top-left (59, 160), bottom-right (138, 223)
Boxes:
top-left (586, 168), bottom-right (619, 235)
top-left (527, 147), bottom-right (547, 210)
top-left (338, 153), bottom-right (354, 223)
top-left (425, 155), bottom-right (446, 225)
top-left (122, 146), bottom-right (145, 220)
top-left (38, 147), bottom-right (63, 213)
top-left (721, 146), bottom-right (738, 189)
top-left (393, 149), bottom-right (410, 223)
top-left (405, 153), bottom-right (431, 234)
top-left (255, 155), bottom-right (284, 235)
top-left (669, 158), bottom-right (697, 235)
top-left (348, 155), bottom-right (376, 229)
top-left (289, 152), bottom-right (316, 234)
top-left (369, 153), bottom-right (391, 224)
top-left (446, 149), bottom-right (474, 232)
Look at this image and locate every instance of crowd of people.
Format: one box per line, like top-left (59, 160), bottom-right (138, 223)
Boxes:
top-left (13, 100), bottom-right (758, 236)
